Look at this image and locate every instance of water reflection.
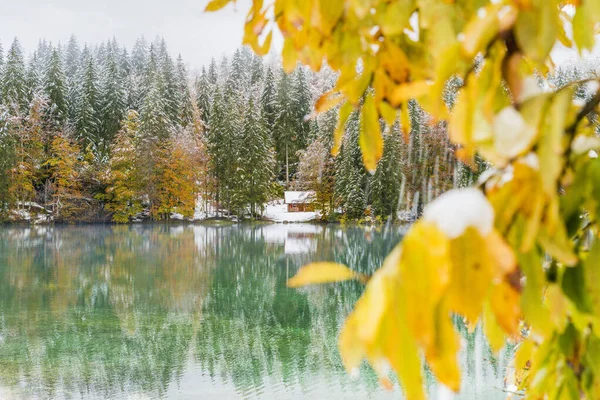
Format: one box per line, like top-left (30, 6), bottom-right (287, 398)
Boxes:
top-left (0, 224), bottom-right (510, 399)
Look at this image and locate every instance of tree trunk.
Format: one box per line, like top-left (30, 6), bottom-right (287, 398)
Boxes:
top-left (286, 143), bottom-right (289, 188)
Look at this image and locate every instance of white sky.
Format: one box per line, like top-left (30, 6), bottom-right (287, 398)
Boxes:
top-left (0, 0), bottom-right (268, 71)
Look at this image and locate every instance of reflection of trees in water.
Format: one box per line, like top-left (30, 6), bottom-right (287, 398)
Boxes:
top-left (0, 225), bottom-right (215, 398)
top-left (0, 224), bottom-right (509, 399)
top-left (193, 225), bottom-right (404, 396)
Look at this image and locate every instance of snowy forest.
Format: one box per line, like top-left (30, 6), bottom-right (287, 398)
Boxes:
top-left (0, 36), bottom-right (589, 223)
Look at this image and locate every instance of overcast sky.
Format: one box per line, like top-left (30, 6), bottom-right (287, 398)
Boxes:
top-left (0, 0), bottom-right (272, 71)
top-left (0, 1), bottom-right (597, 72)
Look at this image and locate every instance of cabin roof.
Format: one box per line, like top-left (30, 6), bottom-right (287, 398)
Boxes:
top-left (284, 191), bottom-right (316, 204)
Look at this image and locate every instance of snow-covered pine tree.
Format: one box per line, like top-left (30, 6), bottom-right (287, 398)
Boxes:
top-left (64, 35), bottom-right (81, 123)
top-left (74, 54), bottom-right (102, 153)
top-left (25, 52), bottom-right (44, 105)
top-left (207, 58), bottom-right (218, 85)
top-left (273, 70), bottom-right (297, 186)
top-left (371, 124), bottom-right (402, 220)
top-left (99, 46), bottom-right (127, 152)
top-left (346, 169), bottom-right (366, 220)
top-left (249, 52), bottom-right (264, 87)
top-left (291, 66), bottom-right (311, 150)
top-left (176, 54), bottom-right (194, 128)
top-left (260, 67), bottom-right (277, 129)
top-left (335, 110), bottom-right (367, 217)
top-left (158, 41), bottom-right (180, 126)
top-left (43, 48), bottom-right (68, 127)
top-left (234, 97), bottom-right (274, 218)
top-left (195, 67), bottom-right (211, 124)
top-left (1, 38), bottom-right (27, 113)
top-left (206, 86), bottom-right (227, 215)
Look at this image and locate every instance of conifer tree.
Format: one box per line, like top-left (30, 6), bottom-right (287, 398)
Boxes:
top-left (25, 52), bottom-right (44, 104)
top-left (371, 126), bottom-right (402, 219)
top-left (195, 67), bottom-right (211, 124)
top-left (233, 97), bottom-right (273, 218)
top-left (335, 111), bottom-right (367, 216)
top-left (273, 71), bottom-right (297, 186)
top-left (100, 48), bottom-right (126, 151)
top-left (43, 48), bottom-right (68, 127)
top-left (1, 38), bottom-right (27, 112)
top-left (291, 66), bottom-right (311, 150)
top-left (176, 55), bottom-right (194, 128)
top-left (75, 55), bottom-right (102, 152)
top-left (207, 58), bottom-right (218, 85)
top-left (260, 67), bottom-right (277, 128)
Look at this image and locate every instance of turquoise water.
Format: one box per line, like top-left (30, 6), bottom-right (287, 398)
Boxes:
top-left (0, 224), bottom-right (510, 399)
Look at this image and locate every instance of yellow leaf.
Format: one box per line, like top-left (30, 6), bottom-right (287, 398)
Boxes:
top-left (282, 38), bottom-right (298, 73)
top-left (380, 41), bottom-right (410, 83)
top-left (204, 0), bottom-right (233, 12)
top-left (400, 221), bottom-right (452, 351)
top-left (514, 0), bottom-right (559, 63)
top-left (338, 246), bottom-right (426, 399)
top-left (461, 3), bottom-right (502, 59)
top-left (317, 0), bottom-right (345, 36)
top-left (483, 301), bottom-right (506, 353)
top-left (573, 4), bottom-right (597, 51)
top-left (315, 91), bottom-right (344, 114)
top-left (427, 300), bottom-right (461, 392)
top-left (287, 262), bottom-right (366, 287)
top-left (389, 81), bottom-right (430, 106)
top-left (332, 102), bottom-right (354, 156)
top-left (514, 339), bottom-right (534, 389)
top-left (379, 1), bottom-right (415, 36)
top-left (485, 230), bottom-right (517, 278)
top-left (490, 280), bottom-right (521, 336)
top-left (446, 227), bottom-right (492, 323)
top-left (359, 94), bottom-right (384, 172)
top-left (378, 101), bottom-right (397, 126)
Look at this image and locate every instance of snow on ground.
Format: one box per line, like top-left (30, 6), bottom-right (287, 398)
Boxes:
top-left (264, 200), bottom-right (317, 223)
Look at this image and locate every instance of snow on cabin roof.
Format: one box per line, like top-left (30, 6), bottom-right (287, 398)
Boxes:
top-left (284, 191), bottom-right (316, 204)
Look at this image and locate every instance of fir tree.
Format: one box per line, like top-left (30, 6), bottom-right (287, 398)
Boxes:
top-left (260, 67), bottom-right (277, 128)
top-left (176, 55), bottom-right (194, 128)
top-left (1, 38), bottom-right (27, 112)
top-left (195, 67), bottom-right (211, 124)
top-left (75, 55), bottom-right (102, 152)
top-left (233, 97), bottom-right (274, 218)
top-left (99, 48), bottom-right (126, 151)
top-left (43, 49), bottom-right (68, 126)
top-left (371, 127), bottom-right (402, 219)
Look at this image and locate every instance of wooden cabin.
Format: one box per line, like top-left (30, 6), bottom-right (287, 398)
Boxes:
top-left (284, 191), bottom-right (316, 212)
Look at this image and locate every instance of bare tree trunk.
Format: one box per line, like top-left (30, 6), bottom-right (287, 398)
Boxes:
top-left (286, 143), bottom-right (289, 188)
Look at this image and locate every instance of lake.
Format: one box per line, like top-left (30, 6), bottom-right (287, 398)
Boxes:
top-left (0, 224), bottom-right (511, 399)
